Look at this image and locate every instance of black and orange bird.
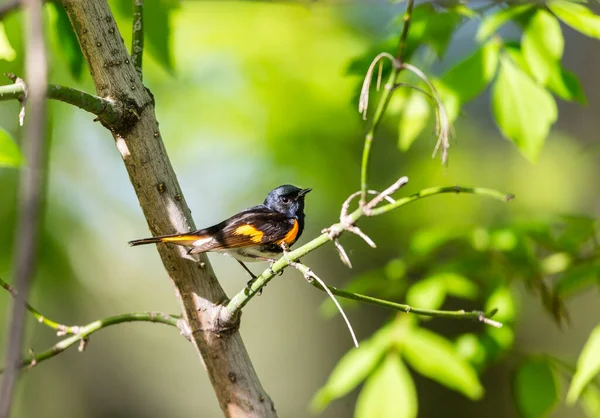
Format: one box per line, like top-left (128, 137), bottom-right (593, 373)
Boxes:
top-left (128, 185), bottom-right (311, 285)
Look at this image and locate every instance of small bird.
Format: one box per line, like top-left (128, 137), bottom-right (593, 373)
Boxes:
top-left (129, 185), bottom-right (311, 286)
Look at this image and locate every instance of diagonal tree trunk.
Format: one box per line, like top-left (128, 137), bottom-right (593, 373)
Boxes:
top-left (61, 1), bottom-right (276, 416)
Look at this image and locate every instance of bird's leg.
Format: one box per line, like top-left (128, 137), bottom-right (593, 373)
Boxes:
top-left (280, 242), bottom-right (295, 266)
top-left (237, 261), bottom-right (259, 289)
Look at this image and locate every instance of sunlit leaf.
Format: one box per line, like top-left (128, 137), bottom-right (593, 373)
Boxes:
top-left (581, 384), bottom-right (600, 418)
top-left (0, 22), bottom-right (16, 61)
top-left (476, 4), bottom-right (535, 42)
top-left (355, 354), bottom-right (417, 418)
top-left (50, 2), bottom-right (84, 80)
top-left (0, 129), bottom-right (22, 168)
top-left (522, 9), bottom-right (564, 85)
top-left (513, 357), bottom-right (560, 418)
top-left (403, 327), bottom-right (484, 400)
top-left (441, 273), bottom-right (478, 300)
top-left (384, 259), bottom-right (406, 281)
top-left (486, 325), bottom-right (515, 351)
top-left (492, 55), bottom-right (557, 162)
top-left (549, 1), bottom-right (600, 39)
top-left (311, 324), bottom-right (393, 412)
top-left (455, 334), bottom-right (487, 367)
top-left (541, 252), bottom-right (571, 275)
top-left (406, 277), bottom-right (446, 310)
top-left (547, 66), bottom-right (587, 104)
top-left (398, 91), bottom-right (430, 151)
top-left (485, 286), bottom-right (516, 323)
top-left (567, 325), bottom-right (600, 404)
top-left (442, 39), bottom-right (500, 103)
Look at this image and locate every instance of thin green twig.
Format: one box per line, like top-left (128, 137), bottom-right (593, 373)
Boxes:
top-left (359, 0), bottom-right (415, 205)
top-left (309, 281), bottom-right (502, 327)
top-left (221, 184), bottom-right (513, 325)
top-left (0, 74), bottom-right (120, 124)
top-left (0, 312), bottom-right (180, 373)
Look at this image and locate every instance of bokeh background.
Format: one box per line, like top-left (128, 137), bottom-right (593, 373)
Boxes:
top-left (1, 1), bottom-right (599, 417)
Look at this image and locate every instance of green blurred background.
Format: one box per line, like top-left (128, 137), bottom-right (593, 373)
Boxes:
top-left (1, 1), bottom-right (599, 417)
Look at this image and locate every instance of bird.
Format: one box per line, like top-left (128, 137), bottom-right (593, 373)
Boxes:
top-left (128, 184), bottom-right (311, 287)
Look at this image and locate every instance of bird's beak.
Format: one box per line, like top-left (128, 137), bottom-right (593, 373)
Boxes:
top-left (298, 188), bottom-right (312, 197)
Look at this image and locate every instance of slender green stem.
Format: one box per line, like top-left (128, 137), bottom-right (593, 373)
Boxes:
top-left (309, 281), bottom-right (502, 327)
top-left (131, 0), bottom-right (144, 81)
top-left (221, 185), bottom-right (513, 324)
top-left (0, 312), bottom-right (180, 373)
top-left (396, 0), bottom-right (415, 61)
top-left (0, 78), bottom-right (120, 124)
top-left (359, 0), bottom-right (415, 205)
top-left (370, 186), bottom-right (515, 216)
top-left (0, 276), bottom-right (78, 334)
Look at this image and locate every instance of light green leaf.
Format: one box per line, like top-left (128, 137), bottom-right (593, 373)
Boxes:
top-left (581, 384), bottom-right (600, 418)
top-left (476, 4), bottom-right (534, 42)
top-left (441, 273), bottom-right (479, 300)
top-left (513, 357), bottom-right (560, 418)
top-left (492, 56), bottom-right (557, 162)
top-left (547, 66), bottom-right (587, 104)
top-left (486, 326), bottom-right (515, 351)
top-left (0, 22), bottom-right (16, 61)
top-left (50, 3), bottom-right (84, 80)
top-left (145, 0), bottom-right (177, 73)
top-left (384, 259), bottom-right (406, 281)
top-left (485, 286), bottom-right (516, 323)
top-left (522, 9), bottom-right (564, 85)
top-left (549, 1), bottom-right (600, 39)
top-left (398, 91), bottom-right (430, 151)
top-left (442, 39), bottom-right (500, 103)
top-left (406, 277), bottom-right (446, 311)
top-left (567, 325), bottom-right (600, 404)
top-left (404, 3), bottom-right (461, 59)
top-left (311, 324), bottom-right (393, 412)
top-left (455, 334), bottom-right (486, 366)
top-left (403, 327), bottom-right (484, 400)
top-left (355, 354), bottom-right (417, 418)
top-left (0, 128), bottom-right (22, 168)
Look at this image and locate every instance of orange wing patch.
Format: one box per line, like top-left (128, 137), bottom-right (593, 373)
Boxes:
top-left (276, 219), bottom-right (299, 246)
top-left (234, 224), bottom-right (264, 244)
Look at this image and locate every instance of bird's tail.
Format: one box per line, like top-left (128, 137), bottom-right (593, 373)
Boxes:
top-left (129, 233), bottom-right (205, 247)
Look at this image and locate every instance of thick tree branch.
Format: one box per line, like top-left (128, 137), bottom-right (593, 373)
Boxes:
top-left (131, 0), bottom-right (143, 80)
top-left (61, 1), bottom-right (276, 416)
top-left (0, 74), bottom-right (121, 124)
top-left (220, 184), bottom-right (513, 326)
top-left (0, 0), bottom-right (47, 415)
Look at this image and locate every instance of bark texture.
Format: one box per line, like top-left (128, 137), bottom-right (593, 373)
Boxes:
top-left (61, 1), bottom-right (276, 416)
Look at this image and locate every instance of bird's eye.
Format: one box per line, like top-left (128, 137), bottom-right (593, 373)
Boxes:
top-left (281, 196), bottom-right (290, 204)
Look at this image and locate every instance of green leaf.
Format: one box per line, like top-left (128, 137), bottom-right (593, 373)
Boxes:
top-left (144, 0), bottom-right (177, 73)
top-left (522, 9), bottom-right (564, 85)
top-left (404, 4), bottom-right (461, 59)
top-left (549, 1), bottom-right (600, 39)
top-left (355, 354), bottom-right (417, 418)
top-left (398, 91), bottom-right (430, 151)
top-left (476, 4), bottom-right (535, 42)
top-left (50, 3), bottom-right (84, 80)
top-left (547, 66), bottom-right (587, 104)
top-left (311, 325), bottom-right (393, 412)
top-left (442, 39), bottom-right (500, 103)
top-left (403, 327), bottom-right (484, 400)
top-left (555, 261), bottom-right (600, 298)
top-left (455, 334), bottom-right (487, 367)
top-left (492, 55), bottom-right (558, 162)
top-left (0, 129), bottom-right (22, 168)
top-left (567, 325), bottom-right (600, 404)
top-left (581, 384), bottom-right (600, 418)
top-left (441, 273), bottom-right (479, 300)
top-left (485, 286), bottom-right (516, 323)
top-left (513, 357), bottom-right (560, 418)
top-left (406, 277), bottom-right (446, 310)
top-left (0, 22), bottom-right (16, 61)
top-left (384, 259), bottom-right (406, 281)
